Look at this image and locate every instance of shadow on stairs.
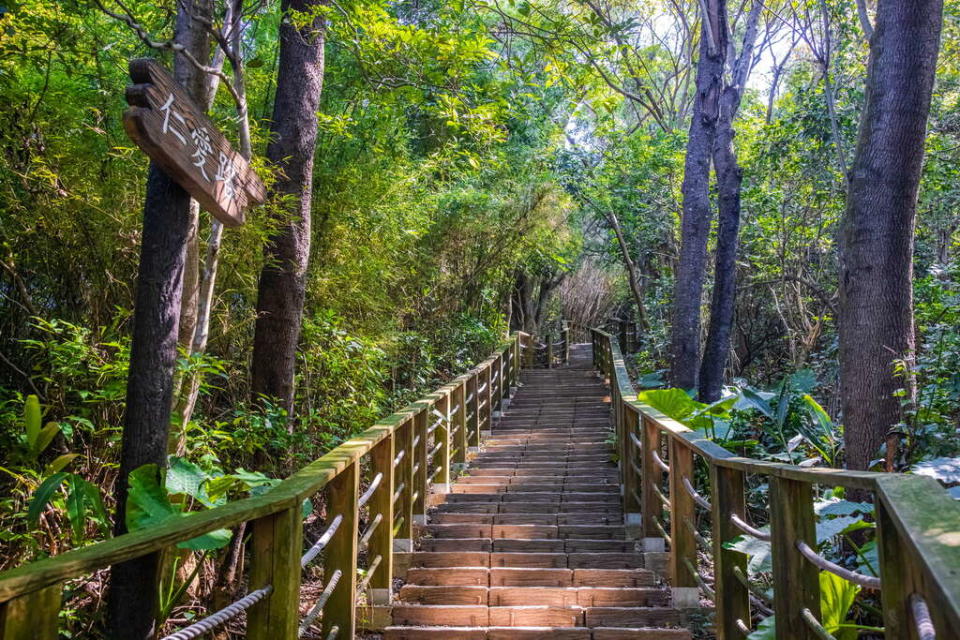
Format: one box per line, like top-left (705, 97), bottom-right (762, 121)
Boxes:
top-left (381, 346), bottom-right (697, 639)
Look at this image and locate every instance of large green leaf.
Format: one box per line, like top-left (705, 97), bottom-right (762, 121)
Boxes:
top-left (126, 464), bottom-right (177, 531)
top-left (819, 571), bottom-right (860, 639)
top-left (725, 533), bottom-right (772, 574)
top-left (166, 456), bottom-right (206, 499)
top-left (637, 388), bottom-right (705, 421)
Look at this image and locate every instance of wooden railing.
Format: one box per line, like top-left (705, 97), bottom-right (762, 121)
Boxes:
top-left (588, 325), bottom-right (960, 640)
top-left (529, 324), bottom-right (570, 368)
top-left (0, 333), bottom-right (531, 640)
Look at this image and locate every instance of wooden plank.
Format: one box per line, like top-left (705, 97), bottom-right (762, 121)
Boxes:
top-left (248, 505), bottom-right (302, 640)
top-left (876, 474), bottom-right (960, 637)
top-left (368, 433), bottom-right (394, 603)
top-left (0, 584), bottom-right (59, 640)
top-left (323, 459), bottom-right (359, 639)
top-left (641, 418), bottom-right (663, 540)
top-left (769, 476), bottom-right (819, 640)
top-left (710, 464), bottom-right (750, 639)
top-left (414, 406), bottom-right (428, 519)
top-left (123, 59), bottom-right (265, 226)
top-left (396, 416), bottom-right (414, 541)
top-left (668, 438), bottom-right (696, 590)
top-left (454, 382), bottom-right (467, 466)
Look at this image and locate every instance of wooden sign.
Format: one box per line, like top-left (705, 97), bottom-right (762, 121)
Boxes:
top-left (123, 58), bottom-right (266, 227)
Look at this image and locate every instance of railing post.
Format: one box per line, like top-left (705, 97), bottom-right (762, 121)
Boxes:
top-left (249, 504), bottom-right (304, 639)
top-left (483, 363), bottom-right (493, 433)
top-left (395, 416), bottom-right (414, 552)
top-left (322, 457), bottom-right (359, 640)
top-left (467, 373), bottom-right (480, 450)
top-left (668, 438), bottom-right (698, 608)
top-left (769, 477), bottom-right (820, 640)
top-left (0, 584), bottom-right (60, 640)
top-left (641, 417), bottom-right (664, 547)
top-left (623, 407), bottom-right (642, 532)
top-left (546, 334), bottom-right (553, 369)
top-left (413, 407), bottom-right (428, 525)
top-left (434, 393), bottom-right (451, 493)
top-left (368, 433), bottom-right (394, 605)
top-left (710, 465), bottom-right (750, 639)
top-left (562, 326), bottom-right (570, 364)
top-left (453, 381), bottom-right (467, 468)
top-left (524, 334), bottom-right (534, 368)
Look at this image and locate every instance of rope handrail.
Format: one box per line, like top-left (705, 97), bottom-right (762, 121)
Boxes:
top-left (393, 449), bottom-right (405, 466)
top-left (301, 515), bottom-right (344, 567)
top-left (162, 585), bottom-right (273, 640)
top-left (357, 554), bottom-right (382, 592)
top-left (801, 607), bottom-right (837, 640)
top-left (392, 482), bottom-right (405, 504)
top-left (357, 473), bottom-right (383, 508)
top-left (651, 514), bottom-right (671, 544)
top-left (730, 514), bottom-right (771, 542)
top-left (911, 594), bottom-right (936, 640)
top-left (651, 449), bottom-right (670, 473)
top-left (682, 556), bottom-right (715, 600)
top-left (681, 476), bottom-right (711, 510)
top-left (652, 484), bottom-right (671, 511)
top-left (796, 540), bottom-right (881, 590)
top-left (297, 570), bottom-right (342, 638)
top-left (358, 513), bottom-right (382, 549)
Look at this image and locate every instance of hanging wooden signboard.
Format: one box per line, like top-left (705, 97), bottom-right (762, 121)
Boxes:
top-left (122, 58), bottom-right (266, 227)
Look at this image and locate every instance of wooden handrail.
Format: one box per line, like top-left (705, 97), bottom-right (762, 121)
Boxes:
top-left (0, 333), bottom-right (528, 639)
top-left (584, 324), bottom-right (960, 640)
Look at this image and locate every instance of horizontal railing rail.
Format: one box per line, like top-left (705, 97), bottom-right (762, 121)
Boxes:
top-left (582, 324), bottom-right (960, 640)
top-left (0, 332), bottom-right (531, 639)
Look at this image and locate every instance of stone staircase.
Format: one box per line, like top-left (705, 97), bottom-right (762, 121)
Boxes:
top-left (383, 351), bottom-right (692, 639)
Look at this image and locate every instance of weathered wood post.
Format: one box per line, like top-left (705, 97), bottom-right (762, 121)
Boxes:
top-left (395, 415), bottom-right (415, 553)
top-left (0, 585), bottom-right (60, 640)
top-left (546, 334), bottom-right (554, 369)
top-left (623, 407), bottom-right (642, 533)
top-left (413, 407), bottom-right (429, 526)
top-left (453, 380), bottom-right (467, 468)
top-left (433, 393), bottom-right (451, 493)
top-left (248, 504), bottom-right (303, 639)
top-left (668, 439), bottom-right (698, 608)
top-left (641, 417), bottom-right (664, 550)
top-left (467, 373), bottom-right (481, 450)
top-left (368, 432), bottom-right (394, 605)
top-left (321, 457), bottom-right (359, 639)
top-left (562, 325), bottom-right (570, 364)
top-left (769, 477), bottom-right (820, 640)
top-left (710, 465), bottom-right (750, 638)
top-left (483, 363), bottom-right (493, 433)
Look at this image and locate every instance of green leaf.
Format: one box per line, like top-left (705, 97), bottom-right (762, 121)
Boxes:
top-left (637, 388), bottom-right (705, 422)
top-left (34, 422), bottom-right (61, 457)
top-left (65, 474), bottom-right (87, 541)
top-left (747, 615), bottom-right (776, 639)
top-left (725, 533), bottom-right (772, 574)
top-left (24, 395), bottom-right (41, 452)
top-left (819, 571), bottom-right (860, 638)
top-left (44, 453), bottom-right (80, 475)
top-left (28, 471), bottom-right (69, 527)
top-left (736, 387), bottom-right (774, 420)
top-left (176, 527), bottom-right (232, 551)
top-left (166, 456), bottom-right (206, 499)
top-left (126, 464), bottom-right (176, 532)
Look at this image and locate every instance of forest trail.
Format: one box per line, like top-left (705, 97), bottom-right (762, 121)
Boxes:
top-left (384, 345), bottom-right (691, 639)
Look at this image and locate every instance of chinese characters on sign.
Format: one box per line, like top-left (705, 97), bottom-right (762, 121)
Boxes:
top-left (123, 58), bottom-right (266, 227)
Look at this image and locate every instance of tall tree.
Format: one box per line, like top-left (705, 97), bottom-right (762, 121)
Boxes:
top-left (250, 0), bottom-right (326, 415)
top-left (106, 1), bottom-right (212, 636)
top-left (839, 0), bottom-right (943, 470)
top-left (669, 0), bottom-right (727, 390)
top-left (697, 3), bottom-right (762, 401)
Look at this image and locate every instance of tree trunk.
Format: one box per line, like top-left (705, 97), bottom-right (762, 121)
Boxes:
top-left (839, 0), bottom-right (942, 471)
top-left (108, 5), bottom-right (212, 636)
top-left (108, 165), bottom-right (193, 639)
top-left (669, 0), bottom-right (726, 390)
top-left (250, 0), bottom-right (326, 416)
top-left (698, 89), bottom-right (742, 402)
